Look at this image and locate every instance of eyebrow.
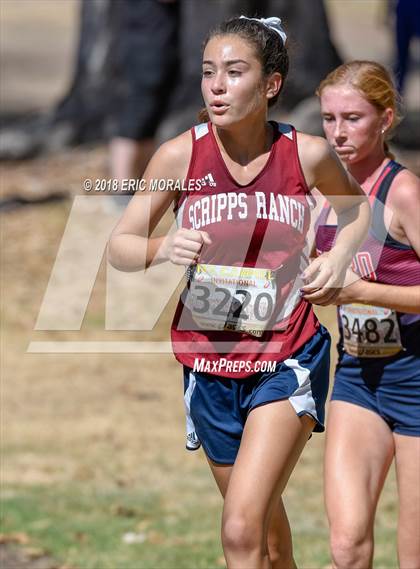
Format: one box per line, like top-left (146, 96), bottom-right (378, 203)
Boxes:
top-left (322, 111), bottom-right (363, 115)
top-left (202, 59), bottom-right (250, 66)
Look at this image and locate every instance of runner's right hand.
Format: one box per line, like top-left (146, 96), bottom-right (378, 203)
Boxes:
top-left (162, 228), bottom-right (212, 266)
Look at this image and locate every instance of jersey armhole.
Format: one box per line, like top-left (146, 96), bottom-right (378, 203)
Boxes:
top-left (291, 127), bottom-right (311, 195)
top-left (185, 126), bottom-right (200, 181)
top-left (174, 127), bottom-right (198, 213)
top-left (371, 163), bottom-right (413, 251)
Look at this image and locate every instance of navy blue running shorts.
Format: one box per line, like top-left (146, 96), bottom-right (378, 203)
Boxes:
top-left (332, 348), bottom-right (420, 436)
top-left (183, 326), bottom-right (331, 464)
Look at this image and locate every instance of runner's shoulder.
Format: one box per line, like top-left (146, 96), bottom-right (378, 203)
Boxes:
top-left (148, 130), bottom-right (193, 180)
top-left (295, 132), bottom-right (339, 188)
top-left (295, 131), bottom-right (335, 168)
top-left (388, 167), bottom-right (420, 211)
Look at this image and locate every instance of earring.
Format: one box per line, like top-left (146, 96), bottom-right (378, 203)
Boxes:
top-left (381, 128), bottom-right (386, 134)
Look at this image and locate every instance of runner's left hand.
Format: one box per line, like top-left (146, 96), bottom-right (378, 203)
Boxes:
top-left (300, 252), bottom-right (348, 306)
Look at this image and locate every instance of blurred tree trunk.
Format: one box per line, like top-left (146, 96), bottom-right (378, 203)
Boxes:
top-left (279, 0), bottom-right (343, 107)
top-left (51, 0), bottom-right (118, 142)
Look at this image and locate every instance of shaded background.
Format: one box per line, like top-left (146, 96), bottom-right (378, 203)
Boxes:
top-left (1, 1), bottom-right (419, 568)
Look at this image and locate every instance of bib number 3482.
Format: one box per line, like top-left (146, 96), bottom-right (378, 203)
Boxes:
top-left (339, 303), bottom-right (402, 357)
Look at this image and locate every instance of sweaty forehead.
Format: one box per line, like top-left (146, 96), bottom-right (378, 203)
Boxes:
top-left (203, 34), bottom-right (258, 64)
top-left (320, 85), bottom-right (375, 113)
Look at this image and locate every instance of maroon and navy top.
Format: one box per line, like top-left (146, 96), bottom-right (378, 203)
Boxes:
top-left (170, 121), bottom-right (320, 377)
top-left (316, 160), bottom-right (420, 355)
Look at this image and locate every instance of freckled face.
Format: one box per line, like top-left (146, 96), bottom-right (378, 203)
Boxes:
top-left (201, 35), bottom-right (269, 126)
top-left (320, 85), bottom-right (389, 165)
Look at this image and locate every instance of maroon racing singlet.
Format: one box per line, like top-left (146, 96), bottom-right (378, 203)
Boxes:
top-left (171, 121), bottom-right (319, 378)
top-left (316, 160), bottom-right (420, 357)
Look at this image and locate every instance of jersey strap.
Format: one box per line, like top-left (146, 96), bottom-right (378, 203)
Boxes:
top-left (371, 161), bottom-right (410, 250)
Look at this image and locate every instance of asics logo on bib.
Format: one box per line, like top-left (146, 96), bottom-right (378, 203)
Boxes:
top-left (188, 191), bottom-right (306, 233)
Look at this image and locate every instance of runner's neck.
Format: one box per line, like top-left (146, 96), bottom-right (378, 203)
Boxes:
top-left (213, 118), bottom-right (273, 166)
top-left (348, 150), bottom-right (389, 191)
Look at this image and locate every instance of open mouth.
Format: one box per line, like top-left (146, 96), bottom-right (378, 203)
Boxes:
top-left (210, 103), bottom-right (229, 114)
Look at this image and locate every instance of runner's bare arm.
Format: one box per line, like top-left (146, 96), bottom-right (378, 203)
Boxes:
top-left (107, 131), bottom-right (211, 271)
top-left (388, 169), bottom-right (420, 254)
top-left (334, 278), bottom-right (420, 313)
top-left (297, 134), bottom-right (371, 303)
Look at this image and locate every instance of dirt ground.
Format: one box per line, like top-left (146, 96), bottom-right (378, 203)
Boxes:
top-left (0, 540), bottom-right (64, 569)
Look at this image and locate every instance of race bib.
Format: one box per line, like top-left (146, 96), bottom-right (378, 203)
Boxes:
top-left (339, 303), bottom-right (403, 357)
top-left (187, 264), bottom-right (276, 337)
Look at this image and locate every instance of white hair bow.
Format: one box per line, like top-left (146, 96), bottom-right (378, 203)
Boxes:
top-left (239, 16), bottom-right (287, 45)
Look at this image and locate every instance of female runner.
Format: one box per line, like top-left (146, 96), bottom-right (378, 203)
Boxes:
top-left (310, 60), bottom-right (420, 569)
top-left (108, 18), bottom-right (370, 569)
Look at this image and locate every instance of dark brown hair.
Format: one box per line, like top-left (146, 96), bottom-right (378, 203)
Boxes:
top-left (198, 17), bottom-right (289, 122)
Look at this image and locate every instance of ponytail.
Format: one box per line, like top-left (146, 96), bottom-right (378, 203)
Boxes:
top-left (384, 141), bottom-right (395, 160)
top-left (198, 108), bottom-right (210, 123)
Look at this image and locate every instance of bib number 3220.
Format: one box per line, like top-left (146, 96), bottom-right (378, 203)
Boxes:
top-left (187, 264), bottom-right (276, 337)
